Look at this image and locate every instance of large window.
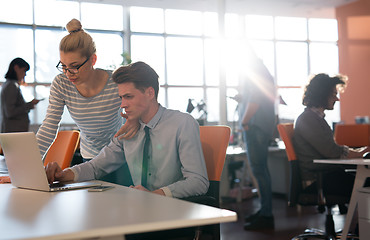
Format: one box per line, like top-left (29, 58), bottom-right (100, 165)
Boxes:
top-left (0, 0), bottom-right (124, 124)
top-left (130, 8), bottom-right (339, 125)
top-left (0, 1), bottom-right (339, 127)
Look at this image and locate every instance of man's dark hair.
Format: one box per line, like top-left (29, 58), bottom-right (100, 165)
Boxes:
top-left (5, 58), bottom-right (30, 81)
top-left (112, 61), bottom-right (159, 99)
top-left (302, 73), bottom-right (347, 108)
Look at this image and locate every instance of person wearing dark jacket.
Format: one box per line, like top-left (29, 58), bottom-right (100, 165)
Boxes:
top-left (1, 58), bottom-right (40, 132)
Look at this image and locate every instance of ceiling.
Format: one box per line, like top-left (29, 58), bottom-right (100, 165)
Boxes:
top-left (76, 0), bottom-right (358, 18)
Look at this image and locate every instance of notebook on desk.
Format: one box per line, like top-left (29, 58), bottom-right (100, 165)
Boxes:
top-left (0, 132), bottom-right (101, 192)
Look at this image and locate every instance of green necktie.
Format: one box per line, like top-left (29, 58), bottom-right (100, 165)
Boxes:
top-left (141, 126), bottom-right (150, 188)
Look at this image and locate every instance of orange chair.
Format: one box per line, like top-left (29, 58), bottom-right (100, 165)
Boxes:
top-left (181, 125), bottom-right (230, 240)
top-left (200, 126), bottom-right (231, 187)
top-left (277, 123), bottom-right (350, 239)
top-left (334, 123), bottom-right (370, 147)
top-left (277, 123), bottom-right (297, 162)
top-left (43, 130), bottom-right (80, 169)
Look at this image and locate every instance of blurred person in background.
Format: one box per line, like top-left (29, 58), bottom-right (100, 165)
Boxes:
top-left (236, 50), bottom-right (276, 231)
top-left (1, 57), bottom-right (40, 133)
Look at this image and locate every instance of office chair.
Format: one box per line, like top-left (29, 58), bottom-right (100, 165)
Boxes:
top-left (334, 123), bottom-right (370, 148)
top-left (181, 125), bottom-right (231, 240)
top-left (43, 130), bottom-right (80, 169)
top-left (277, 123), bottom-right (351, 240)
top-left (125, 126), bottom-right (231, 240)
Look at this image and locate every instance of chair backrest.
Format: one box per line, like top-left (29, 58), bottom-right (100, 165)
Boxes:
top-left (277, 123), bottom-right (303, 206)
top-left (334, 123), bottom-right (370, 147)
top-left (277, 123), bottom-right (297, 161)
top-left (43, 130), bottom-right (80, 169)
top-left (199, 125), bottom-right (230, 208)
top-left (199, 126), bottom-right (231, 182)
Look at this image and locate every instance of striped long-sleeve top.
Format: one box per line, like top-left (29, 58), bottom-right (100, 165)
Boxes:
top-left (36, 69), bottom-right (123, 159)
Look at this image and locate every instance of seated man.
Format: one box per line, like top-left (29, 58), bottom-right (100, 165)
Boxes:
top-left (293, 73), bottom-right (369, 198)
top-left (46, 61), bottom-right (209, 199)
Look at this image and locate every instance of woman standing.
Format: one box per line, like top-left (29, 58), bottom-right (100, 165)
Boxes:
top-left (1, 58), bottom-right (40, 132)
top-left (36, 19), bottom-right (138, 163)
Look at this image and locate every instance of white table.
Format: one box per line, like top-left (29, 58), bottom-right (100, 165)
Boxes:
top-left (314, 159), bottom-right (370, 240)
top-left (0, 181), bottom-right (237, 240)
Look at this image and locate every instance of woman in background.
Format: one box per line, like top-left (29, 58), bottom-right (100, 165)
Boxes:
top-left (36, 19), bottom-right (138, 167)
top-left (1, 57), bottom-right (40, 133)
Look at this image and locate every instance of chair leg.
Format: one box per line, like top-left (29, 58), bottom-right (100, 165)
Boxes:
top-left (193, 227), bottom-right (202, 240)
top-left (325, 213), bottom-right (336, 238)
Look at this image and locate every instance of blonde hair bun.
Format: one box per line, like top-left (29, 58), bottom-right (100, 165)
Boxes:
top-left (66, 18), bottom-right (83, 34)
top-left (60, 18), bottom-right (96, 58)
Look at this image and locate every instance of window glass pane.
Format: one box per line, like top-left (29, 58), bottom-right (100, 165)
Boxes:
top-left (81, 3), bottom-right (123, 30)
top-left (130, 7), bottom-right (164, 33)
top-left (20, 86), bottom-right (35, 123)
top-left (35, 85), bottom-right (50, 124)
top-left (35, 29), bottom-right (65, 83)
top-left (309, 18), bottom-right (338, 41)
top-left (249, 40), bottom-right (275, 77)
top-left (204, 38), bottom-right (220, 86)
top-left (167, 88), bottom-right (204, 114)
top-left (34, 0), bottom-right (79, 26)
top-left (60, 106), bottom-right (75, 124)
top-left (225, 13), bottom-right (243, 38)
top-left (90, 32), bottom-right (123, 70)
top-left (165, 9), bottom-right (202, 36)
top-left (225, 39), bottom-right (241, 87)
top-left (20, 86), bottom-right (35, 103)
top-left (310, 43), bottom-right (338, 75)
top-left (158, 87), bottom-right (166, 107)
top-left (166, 37), bottom-right (203, 85)
top-left (0, 0), bottom-right (32, 24)
top-left (206, 88), bottom-right (220, 122)
top-left (0, 26), bottom-right (34, 83)
top-left (275, 17), bottom-right (307, 40)
top-left (131, 35), bottom-right (165, 85)
top-left (276, 42), bottom-right (308, 86)
top-left (325, 101), bottom-right (341, 128)
top-left (204, 12), bottom-right (218, 37)
top-left (278, 88), bottom-right (304, 121)
top-left (227, 87), bottom-right (239, 122)
top-left (245, 15), bottom-right (274, 39)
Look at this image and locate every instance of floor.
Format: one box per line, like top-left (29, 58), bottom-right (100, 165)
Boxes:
top-left (219, 194), bottom-right (347, 240)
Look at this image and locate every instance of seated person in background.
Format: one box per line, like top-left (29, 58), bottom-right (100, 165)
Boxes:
top-left (293, 73), bottom-right (369, 198)
top-left (45, 61), bottom-right (209, 198)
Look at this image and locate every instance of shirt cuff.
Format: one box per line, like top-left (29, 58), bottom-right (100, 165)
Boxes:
top-left (68, 167), bottom-right (79, 182)
top-left (340, 145), bottom-right (349, 158)
top-left (161, 187), bottom-right (173, 197)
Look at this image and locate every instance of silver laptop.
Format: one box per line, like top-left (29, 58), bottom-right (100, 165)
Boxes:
top-left (0, 132), bottom-right (101, 192)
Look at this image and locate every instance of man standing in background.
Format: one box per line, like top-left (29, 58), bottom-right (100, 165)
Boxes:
top-left (237, 51), bottom-right (276, 230)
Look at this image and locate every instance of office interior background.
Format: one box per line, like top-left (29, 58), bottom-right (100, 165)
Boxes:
top-left (0, 0), bottom-right (357, 133)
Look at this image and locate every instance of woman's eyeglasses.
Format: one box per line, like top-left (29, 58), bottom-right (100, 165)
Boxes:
top-left (56, 58), bottom-right (89, 74)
